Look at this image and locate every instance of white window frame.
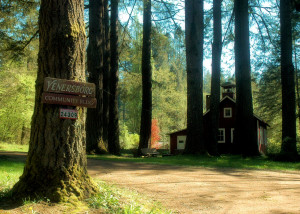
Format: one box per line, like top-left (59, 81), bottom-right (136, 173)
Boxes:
top-left (231, 128), bottom-right (234, 143)
top-left (224, 107), bottom-right (232, 118)
top-left (218, 128), bottom-right (226, 143)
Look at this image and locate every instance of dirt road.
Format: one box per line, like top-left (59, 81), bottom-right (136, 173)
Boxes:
top-left (88, 159), bottom-right (300, 214)
top-left (1, 152), bottom-right (300, 214)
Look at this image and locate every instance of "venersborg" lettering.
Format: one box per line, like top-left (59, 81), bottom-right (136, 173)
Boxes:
top-left (43, 77), bottom-right (96, 97)
top-left (46, 79), bottom-right (93, 95)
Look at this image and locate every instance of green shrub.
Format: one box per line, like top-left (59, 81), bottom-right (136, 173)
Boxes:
top-left (120, 124), bottom-right (140, 149)
top-left (0, 63), bottom-right (35, 144)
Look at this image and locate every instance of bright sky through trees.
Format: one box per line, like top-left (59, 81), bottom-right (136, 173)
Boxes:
top-left (118, 0), bottom-right (292, 79)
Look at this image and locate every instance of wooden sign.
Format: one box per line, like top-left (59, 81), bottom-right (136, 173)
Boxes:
top-left (44, 77), bottom-right (96, 97)
top-left (59, 108), bottom-right (78, 120)
top-left (42, 93), bottom-right (97, 108)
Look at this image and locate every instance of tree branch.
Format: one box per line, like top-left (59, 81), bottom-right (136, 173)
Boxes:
top-left (222, 9), bottom-right (234, 45)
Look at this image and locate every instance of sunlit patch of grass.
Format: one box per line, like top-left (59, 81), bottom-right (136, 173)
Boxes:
top-left (87, 180), bottom-right (172, 214)
top-left (0, 158), bottom-right (172, 213)
top-left (0, 157), bottom-right (24, 199)
top-left (20, 199), bottom-right (91, 214)
top-left (0, 142), bottom-right (29, 152)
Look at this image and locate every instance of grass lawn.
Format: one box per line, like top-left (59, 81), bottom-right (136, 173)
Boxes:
top-left (0, 142), bottom-right (28, 153)
top-left (1, 142), bottom-right (299, 171)
top-left (0, 156), bottom-right (24, 198)
top-left (88, 153), bottom-right (300, 171)
top-left (1, 143), bottom-right (299, 213)
top-left (0, 155), bottom-right (171, 213)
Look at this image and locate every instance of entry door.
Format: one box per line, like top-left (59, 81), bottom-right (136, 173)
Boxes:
top-left (177, 136), bottom-right (186, 150)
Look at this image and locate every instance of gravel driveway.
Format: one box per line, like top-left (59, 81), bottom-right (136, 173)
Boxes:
top-left (1, 152), bottom-right (300, 214)
top-left (88, 158), bottom-right (300, 214)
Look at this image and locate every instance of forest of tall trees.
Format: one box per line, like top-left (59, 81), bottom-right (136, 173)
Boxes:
top-left (0, 0), bottom-right (299, 162)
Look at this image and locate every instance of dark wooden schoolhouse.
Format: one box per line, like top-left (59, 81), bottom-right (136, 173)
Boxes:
top-left (169, 82), bottom-right (269, 155)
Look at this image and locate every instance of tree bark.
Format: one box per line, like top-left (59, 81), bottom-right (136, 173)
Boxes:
top-left (103, 0), bottom-right (110, 148)
top-left (294, 39), bottom-right (300, 136)
top-left (207, 0), bottom-right (222, 156)
top-left (86, 0), bottom-right (107, 154)
top-left (280, 0), bottom-right (297, 157)
top-left (138, 0), bottom-right (152, 154)
top-left (108, 0), bottom-right (121, 155)
top-left (234, 0), bottom-right (259, 156)
top-left (11, 0), bottom-right (97, 202)
top-left (184, 0), bottom-right (206, 154)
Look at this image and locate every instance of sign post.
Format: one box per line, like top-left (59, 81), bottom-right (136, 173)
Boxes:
top-left (42, 77), bottom-right (97, 119)
top-left (43, 77), bottom-right (96, 97)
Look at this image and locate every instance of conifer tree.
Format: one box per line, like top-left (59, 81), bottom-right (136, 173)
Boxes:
top-left (11, 0), bottom-right (97, 201)
top-left (108, 0), bottom-right (121, 155)
top-left (86, 0), bottom-right (107, 153)
top-left (280, 0), bottom-right (298, 158)
top-left (103, 0), bottom-right (110, 151)
top-left (184, 0), bottom-right (206, 154)
top-left (207, 0), bottom-right (222, 156)
top-left (234, 0), bottom-right (259, 156)
top-left (138, 0), bottom-right (152, 154)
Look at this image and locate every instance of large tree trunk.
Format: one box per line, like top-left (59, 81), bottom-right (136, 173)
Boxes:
top-left (108, 0), bottom-right (121, 155)
top-left (184, 0), bottom-right (206, 154)
top-left (103, 0), bottom-right (110, 148)
top-left (11, 0), bottom-right (97, 202)
top-left (86, 0), bottom-right (107, 154)
top-left (234, 0), bottom-right (259, 156)
top-left (207, 0), bottom-right (222, 156)
top-left (295, 41), bottom-right (300, 136)
top-left (138, 0), bottom-right (152, 154)
top-left (280, 0), bottom-right (297, 157)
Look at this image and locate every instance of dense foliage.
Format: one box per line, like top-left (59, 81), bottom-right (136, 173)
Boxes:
top-left (0, 0), bottom-right (299, 156)
top-left (0, 61), bottom-right (35, 144)
top-left (0, 0), bottom-right (38, 144)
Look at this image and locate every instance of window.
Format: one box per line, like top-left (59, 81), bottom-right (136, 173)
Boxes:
top-left (224, 108), bottom-right (232, 118)
top-left (218, 128), bottom-right (225, 143)
top-left (179, 140), bottom-right (184, 144)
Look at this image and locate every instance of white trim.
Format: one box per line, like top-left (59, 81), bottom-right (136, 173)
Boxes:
top-left (224, 107), bottom-right (232, 118)
top-left (218, 128), bottom-right (226, 143)
top-left (203, 96), bottom-right (235, 116)
top-left (231, 128), bottom-right (234, 143)
top-left (221, 95), bottom-right (236, 103)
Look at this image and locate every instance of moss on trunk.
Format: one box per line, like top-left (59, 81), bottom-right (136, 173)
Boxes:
top-left (11, 0), bottom-right (98, 202)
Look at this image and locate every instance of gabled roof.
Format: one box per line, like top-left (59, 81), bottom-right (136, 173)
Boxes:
top-left (253, 114), bottom-right (270, 127)
top-left (203, 95), bottom-right (235, 116)
top-left (168, 129), bottom-right (187, 135)
top-left (204, 96), bottom-right (270, 126)
top-left (169, 96), bottom-right (270, 135)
